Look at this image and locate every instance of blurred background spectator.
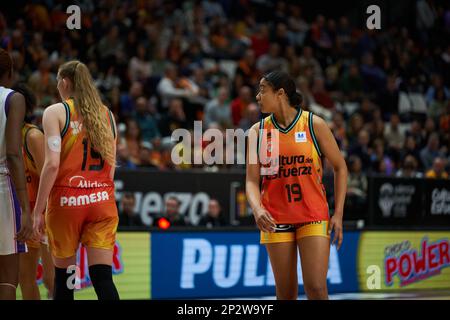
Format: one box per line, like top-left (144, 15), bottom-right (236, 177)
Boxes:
top-left (118, 192), bottom-right (143, 227)
top-left (198, 199), bottom-right (227, 228)
top-left (153, 196), bottom-right (189, 227)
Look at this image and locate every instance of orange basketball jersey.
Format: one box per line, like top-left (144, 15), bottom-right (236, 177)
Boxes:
top-left (258, 109), bottom-right (329, 223)
top-left (51, 98), bottom-right (116, 206)
top-left (22, 123), bottom-right (41, 206)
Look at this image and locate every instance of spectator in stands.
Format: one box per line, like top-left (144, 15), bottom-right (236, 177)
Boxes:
top-left (154, 196), bottom-right (188, 227)
top-left (299, 46), bottom-right (323, 78)
top-left (231, 86), bottom-right (253, 126)
top-left (384, 113), bottom-right (405, 153)
top-left (360, 52), bottom-right (386, 93)
top-left (27, 58), bottom-right (56, 106)
top-left (425, 157), bottom-right (449, 179)
top-left (339, 63), bottom-right (363, 101)
top-left (371, 139), bottom-right (395, 175)
top-left (204, 86), bottom-right (232, 128)
top-left (406, 119), bottom-right (426, 150)
top-left (120, 81), bottom-right (143, 118)
top-left (428, 86), bottom-right (447, 120)
top-left (159, 98), bottom-right (189, 137)
top-left (133, 97), bottom-right (161, 142)
top-left (312, 76), bottom-right (335, 110)
top-left (128, 44), bottom-right (152, 82)
top-left (396, 155), bottom-right (423, 178)
top-left (157, 63), bottom-right (199, 108)
top-left (423, 117), bottom-right (436, 144)
top-left (346, 155), bottom-right (368, 214)
top-left (400, 136), bottom-right (422, 167)
top-left (116, 143), bottom-right (137, 170)
top-left (330, 112), bottom-right (348, 151)
top-left (120, 119), bottom-right (142, 165)
top-left (425, 74), bottom-right (449, 107)
top-left (377, 75), bottom-right (399, 119)
top-left (349, 129), bottom-right (372, 171)
top-left (420, 132), bottom-right (442, 170)
top-left (236, 49), bottom-right (260, 87)
top-left (198, 199), bottom-right (227, 228)
top-left (118, 193), bottom-right (143, 227)
top-left (256, 43), bottom-right (288, 74)
top-left (238, 102), bottom-right (260, 131)
top-left (138, 142), bottom-right (158, 169)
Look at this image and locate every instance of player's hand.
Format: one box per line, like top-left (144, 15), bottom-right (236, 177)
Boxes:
top-left (32, 210), bottom-right (45, 237)
top-left (254, 207), bottom-right (276, 233)
top-left (16, 210), bottom-right (34, 243)
top-left (328, 213), bottom-right (343, 250)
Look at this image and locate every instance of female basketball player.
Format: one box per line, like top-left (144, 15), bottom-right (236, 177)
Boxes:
top-left (32, 60), bottom-right (119, 300)
top-left (0, 48), bottom-right (34, 300)
top-left (13, 83), bottom-right (54, 300)
top-left (246, 71), bottom-right (347, 300)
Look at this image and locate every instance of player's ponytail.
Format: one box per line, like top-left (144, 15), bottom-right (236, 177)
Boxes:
top-left (58, 60), bottom-right (115, 165)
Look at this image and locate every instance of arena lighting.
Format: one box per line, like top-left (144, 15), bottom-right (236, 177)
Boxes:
top-left (158, 217), bottom-right (171, 230)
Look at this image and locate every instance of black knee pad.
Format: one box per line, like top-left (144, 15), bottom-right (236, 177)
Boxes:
top-left (89, 264), bottom-right (119, 300)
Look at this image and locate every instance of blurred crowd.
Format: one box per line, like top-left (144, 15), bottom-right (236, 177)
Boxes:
top-left (1, 0), bottom-right (449, 193)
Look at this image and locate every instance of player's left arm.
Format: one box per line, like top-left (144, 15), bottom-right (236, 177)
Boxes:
top-left (33, 104), bottom-right (62, 221)
top-left (313, 114), bottom-right (348, 250)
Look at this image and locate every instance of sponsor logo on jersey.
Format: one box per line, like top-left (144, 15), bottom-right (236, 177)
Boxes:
top-left (295, 131), bottom-right (307, 143)
top-left (69, 175), bottom-right (110, 188)
top-left (60, 191), bottom-right (109, 207)
top-left (71, 121), bottom-right (83, 135)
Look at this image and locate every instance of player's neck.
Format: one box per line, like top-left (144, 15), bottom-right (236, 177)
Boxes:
top-left (272, 106), bottom-right (298, 128)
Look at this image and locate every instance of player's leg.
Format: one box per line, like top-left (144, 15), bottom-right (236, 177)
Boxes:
top-left (82, 202), bottom-right (119, 300)
top-left (262, 228), bottom-right (298, 300)
top-left (86, 247), bottom-right (119, 300)
top-left (40, 243), bottom-right (54, 299)
top-left (296, 221), bottom-right (330, 300)
top-left (0, 254), bottom-right (19, 300)
top-left (51, 255), bottom-right (77, 300)
top-left (19, 245), bottom-right (40, 300)
top-left (45, 203), bottom-right (81, 301)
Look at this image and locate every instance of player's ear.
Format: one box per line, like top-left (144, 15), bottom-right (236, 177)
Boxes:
top-left (62, 78), bottom-right (68, 89)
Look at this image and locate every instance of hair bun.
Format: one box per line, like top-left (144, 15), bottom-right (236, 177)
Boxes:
top-left (290, 91), bottom-right (303, 106)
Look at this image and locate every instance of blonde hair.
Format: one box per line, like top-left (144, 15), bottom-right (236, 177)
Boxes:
top-left (58, 60), bottom-right (115, 165)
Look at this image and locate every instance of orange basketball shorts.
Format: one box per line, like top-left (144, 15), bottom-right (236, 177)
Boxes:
top-left (46, 187), bottom-right (118, 258)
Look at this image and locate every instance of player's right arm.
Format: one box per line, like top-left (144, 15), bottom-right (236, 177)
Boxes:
top-left (6, 92), bottom-right (33, 242)
top-left (246, 122), bottom-right (276, 233)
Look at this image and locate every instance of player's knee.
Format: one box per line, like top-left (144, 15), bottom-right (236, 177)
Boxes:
top-left (0, 268), bottom-right (19, 287)
top-left (304, 283), bottom-right (328, 300)
top-left (276, 284), bottom-right (298, 300)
